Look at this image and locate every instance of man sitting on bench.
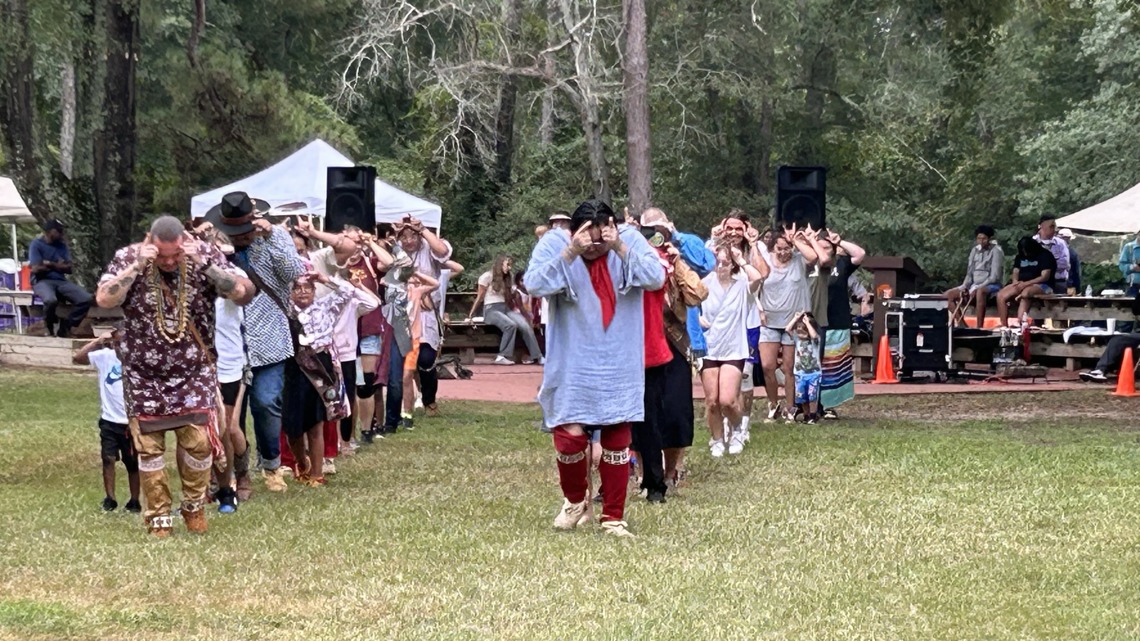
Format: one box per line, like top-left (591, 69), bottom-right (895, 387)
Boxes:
top-left (29, 219), bottom-right (92, 337)
top-left (1080, 332), bottom-right (1140, 383)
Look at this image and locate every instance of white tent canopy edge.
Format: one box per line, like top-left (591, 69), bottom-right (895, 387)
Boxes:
top-left (189, 139), bottom-right (442, 229)
top-left (0, 176), bottom-right (36, 262)
top-left (1056, 180), bottom-right (1140, 234)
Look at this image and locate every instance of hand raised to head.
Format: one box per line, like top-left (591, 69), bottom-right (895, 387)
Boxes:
top-left (569, 221), bottom-right (594, 256)
top-left (601, 218), bottom-right (622, 251)
top-left (136, 233), bottom-right (157, 269)
top-left (294, 217), bottom-right (313, 237)
top-left (182, 231), bottom-right (204, 266)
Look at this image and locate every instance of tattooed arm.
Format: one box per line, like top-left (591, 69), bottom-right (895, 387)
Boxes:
top-left (96, 262), bottom-right (141, 308)
top-left (203, 264), bottom-right (255, 304)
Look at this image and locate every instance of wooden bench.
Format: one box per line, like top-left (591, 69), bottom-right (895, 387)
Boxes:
top-left (442, 317), bottom-right (534, 364)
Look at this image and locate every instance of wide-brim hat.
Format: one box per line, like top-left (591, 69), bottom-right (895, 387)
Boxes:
top-left (203, 191), bottom-right (271, 236)
top-left (548, 212), bottom-right (571, 223)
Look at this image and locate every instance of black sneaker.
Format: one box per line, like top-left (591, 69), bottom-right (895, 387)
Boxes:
top-left (102, 497), bottom-right (118, 512)
top-left (216, 487), bottom-right (237, 514)
top-left (124, 499), bottom-right (142, 513)
top-left (361, 429), bottom-right (376, 444)
top-left (646, 489), bottom-right (667, 504)
top-left (822, 409), bottom-right (839, 420)
top-left (401, 416), bottom-right (415, 431)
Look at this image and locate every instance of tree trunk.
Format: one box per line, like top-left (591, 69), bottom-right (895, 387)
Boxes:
top-left (622, 0), bottom-right (651, 217)
top-left (92, 0), bottom-right (140, 271)
top-left (60, 63), bottom-right (77, 179)
top-left (580, 95), bottom-right (611, 206)
top-left (0, 0), bottom-right (54, 222)
top-left (493, 0), bottom-right (522, 186)
top-left (558, 0), bottom-right (611, 205)
top-left (539, 0), bottom-right (559, 147)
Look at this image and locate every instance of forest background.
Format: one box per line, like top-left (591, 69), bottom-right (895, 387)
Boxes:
top-left (1, 0), bottom-right (1138, 291)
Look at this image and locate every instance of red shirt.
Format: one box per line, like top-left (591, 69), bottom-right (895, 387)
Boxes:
top-left (643, 251), bottom-right (674, 368)
top-left (348, 252), bottom-right (386, 337)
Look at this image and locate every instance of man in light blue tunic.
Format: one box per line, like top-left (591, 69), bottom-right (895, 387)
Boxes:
top-left (524, 199), bottom-right (665, 538)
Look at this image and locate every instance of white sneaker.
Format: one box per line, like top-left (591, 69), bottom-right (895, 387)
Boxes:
top-left (710, 440), bottom-right (726, 458)
top-left (728, 431), bottom-right (745, 455)
top-left (600, 520), bottom-right (635, 539)
top-left (323, 458), bottom-right (336, 475)
top-left (414, 394), bottom-right (424, 409)
top-left (766, 402), bottom-right (781, 423)
top-left (553, 497), bottom-right (591, 530)
top-left (494, 355), bottom-right (514, 365)
top-left (740, 416), bottom-right (751, 442)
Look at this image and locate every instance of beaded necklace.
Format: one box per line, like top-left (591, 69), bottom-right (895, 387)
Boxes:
top-left (150, 260), bottom-right (190, 344)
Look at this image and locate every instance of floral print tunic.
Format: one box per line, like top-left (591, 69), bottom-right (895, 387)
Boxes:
top-left (99, 241), bottom-right (245, 430)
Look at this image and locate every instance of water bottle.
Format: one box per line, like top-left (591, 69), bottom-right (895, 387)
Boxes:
top-left (1085, 285), bottom-right (1093, 297)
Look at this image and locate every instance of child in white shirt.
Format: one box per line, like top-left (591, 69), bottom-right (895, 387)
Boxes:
top-left (73, 329), bottom-right (140, 512)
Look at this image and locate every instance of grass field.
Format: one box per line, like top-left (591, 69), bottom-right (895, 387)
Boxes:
top-left (2, 368), bottom-right (1140, 640)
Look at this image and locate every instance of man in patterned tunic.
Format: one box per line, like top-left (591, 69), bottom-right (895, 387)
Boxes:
top-left (96, 216), bottom-right (254, 537)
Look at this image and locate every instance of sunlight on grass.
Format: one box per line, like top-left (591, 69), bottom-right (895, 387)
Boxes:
top-left (1, 369), bottom-right (1139, 640)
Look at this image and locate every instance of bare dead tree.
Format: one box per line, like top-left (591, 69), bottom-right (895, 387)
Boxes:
top-left (622, 0), bottom-right (651, 216)
top-left (337, 0), bottom-right (621, 202)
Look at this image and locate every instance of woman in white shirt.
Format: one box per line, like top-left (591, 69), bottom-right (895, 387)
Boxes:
top-left (699, 245), bottom-right (764, 457)
top-left (466, 255), bottom-right (543, 365)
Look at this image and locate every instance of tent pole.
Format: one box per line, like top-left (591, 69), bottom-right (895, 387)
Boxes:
top-left (10, 224), bottom-right (15, 261)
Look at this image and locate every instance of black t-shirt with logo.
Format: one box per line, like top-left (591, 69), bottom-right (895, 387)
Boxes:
top-left (1014, 251), bottom-right (1056, 284)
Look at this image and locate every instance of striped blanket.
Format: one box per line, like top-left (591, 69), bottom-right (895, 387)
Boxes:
top-left (821, 329), bottom-right (855, 408)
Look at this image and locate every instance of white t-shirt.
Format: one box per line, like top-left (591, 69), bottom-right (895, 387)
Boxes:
top-left (701, 272), bottom-right (752, 361)
top-left (478, 271), bottom-right (508, 306)
top-left (214, 270), bottom-right (247, 384)
top-left (89, 348), bottom-right (128, 424)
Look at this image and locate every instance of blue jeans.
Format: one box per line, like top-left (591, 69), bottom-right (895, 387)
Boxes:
top-left (384, 334), bottom-right (405, 429)
top-left (249, 361), bottom-right (285, 470)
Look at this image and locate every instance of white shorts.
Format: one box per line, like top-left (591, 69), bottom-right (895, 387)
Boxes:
top-left (740, 362), bottom-right (754, 393)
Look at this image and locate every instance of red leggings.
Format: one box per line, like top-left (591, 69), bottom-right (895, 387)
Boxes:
top-left (553, 423), bottom-right (631, 522)
top-left (280, 421), bottom-right (339, 471)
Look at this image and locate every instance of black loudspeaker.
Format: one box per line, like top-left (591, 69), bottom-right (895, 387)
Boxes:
top-left (326, 166), bottom-right (376, 233)
top-left (776, 166), bottom-right (826, 230)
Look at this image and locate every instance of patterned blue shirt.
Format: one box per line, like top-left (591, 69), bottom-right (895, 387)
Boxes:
top-left (233, 226), bottom-right (307, 367)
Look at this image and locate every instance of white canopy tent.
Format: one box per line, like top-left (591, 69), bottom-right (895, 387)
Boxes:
top-left (189, 139), bottom-right (442, 229)
top-left (0, 177), bottom-right (35, 261)
top-left (1056, 181), bottom-right (1140, 234)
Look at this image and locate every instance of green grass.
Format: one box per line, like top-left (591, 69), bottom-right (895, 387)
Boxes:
top-left (2, 368), bottom-right (1140, 640)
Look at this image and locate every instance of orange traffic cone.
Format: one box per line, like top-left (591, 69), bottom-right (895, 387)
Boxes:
top-left (1112, 347), bottom-right (1137, 397)
top-left (871, 335), bottom-right (899, 384)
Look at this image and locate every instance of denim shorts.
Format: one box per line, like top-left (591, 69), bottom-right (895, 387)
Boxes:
top-left (359, 334), bottom-right (382, 355)
top-left (759, 326), bottom-right (795, 347)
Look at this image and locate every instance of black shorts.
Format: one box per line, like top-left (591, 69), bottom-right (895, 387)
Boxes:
top-left (99, 419), bottom-right (135, 464)
top-left (220, 379), bottom-right (243, 406)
